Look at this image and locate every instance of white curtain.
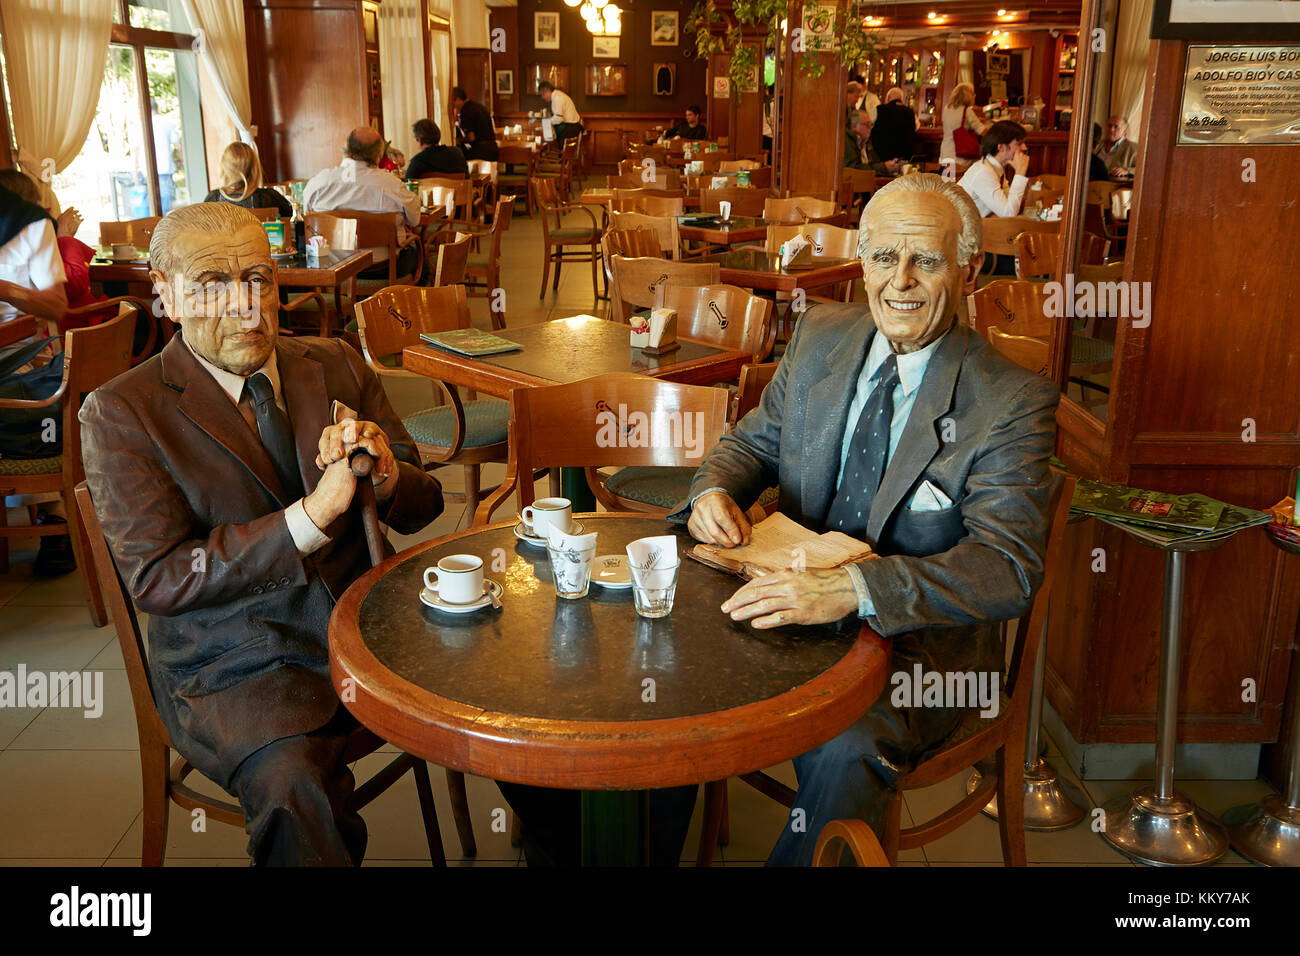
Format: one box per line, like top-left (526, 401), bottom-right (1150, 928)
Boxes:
top-left (1111, 0), bottom-right (1155, 135)
top-left (180, 0), bottom-right (256, 143)
top-left (379, 0), bottom-right (426, 159)
top-left (0, 0), bottom-right (112, 205)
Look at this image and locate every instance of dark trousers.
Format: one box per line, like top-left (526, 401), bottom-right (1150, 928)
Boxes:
top-left (496, 782), bottom-right (697, 866)
top-left (229, 710), bottom-right (366, 866)
top-left (553, 122), bottom-right (584, 142)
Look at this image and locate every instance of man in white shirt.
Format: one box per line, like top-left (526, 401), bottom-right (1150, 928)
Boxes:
top-left (0, 184), bottom-right (67, 324)
top-left (956, 119), bottom-right (1030, 218)
top-left (539, 81), bottom-right (583, 141)
top-left (303, 127), bottom-right (421, 277)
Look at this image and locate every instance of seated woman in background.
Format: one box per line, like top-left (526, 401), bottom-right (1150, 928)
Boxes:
top-left (204, 142), bottom-right (293, 216)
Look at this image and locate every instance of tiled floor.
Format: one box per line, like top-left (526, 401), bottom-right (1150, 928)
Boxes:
top-left (0, 181), bottom-right (1273, 866)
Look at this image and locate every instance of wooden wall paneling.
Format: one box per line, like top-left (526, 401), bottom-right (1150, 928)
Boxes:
top-left (707, 52), bottom-right (731, 143)
top-left (777, 1), bottom-right (844, 198)
top-left (245, 0), bottom-right (370, 183)
top-left (489, 6), bottom-right (520, 117)
top-left (731, 40), bottom-right (764, 157)
top-left (457, 47), bottom-right (492, 112)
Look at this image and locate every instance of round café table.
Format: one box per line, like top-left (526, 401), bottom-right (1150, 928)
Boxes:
top-left (329, 513), bottom-right (890, 865)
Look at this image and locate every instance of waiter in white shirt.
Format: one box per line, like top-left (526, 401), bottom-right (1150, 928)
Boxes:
top-left (539, 81), bottom-right (583, 141)
top-left (956, 120), bottom-right (1030, 218)
top-left (303, 127), bottom-right (421, 278)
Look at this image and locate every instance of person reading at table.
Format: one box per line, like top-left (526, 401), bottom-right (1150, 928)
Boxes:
top-left (406, 118), bottom-right (469, 179)
top-left (956, 119), bottom-right (1030, 218)
top-left (662, 105), bottom-right (708, 141)
top-left (79, 203), bottom-right (443, 865)
top-left (669, 174), bottom-right (1059, 866)
top-left (303, 127), bottom-right (421, 279)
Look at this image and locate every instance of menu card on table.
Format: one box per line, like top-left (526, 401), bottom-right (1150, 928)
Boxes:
top-left (420, 329), bottom-right (522, 357)
top-left (688, 512), bottom-right (874, 580)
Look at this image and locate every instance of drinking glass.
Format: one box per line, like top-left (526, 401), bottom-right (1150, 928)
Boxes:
top-left (630, 562), bottom-right (679, 619)
top-left (547, 542), bottom-right (596, 600)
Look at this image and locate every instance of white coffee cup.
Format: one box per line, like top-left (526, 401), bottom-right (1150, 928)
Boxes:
top-left (718, 200), bottom-right (732, 221)
top-left (521, 497), bottom-right (572, 537)
top-left (112, 242), bottom-right (135, 260)
top-left (423, 554), bottom-right (485, 604)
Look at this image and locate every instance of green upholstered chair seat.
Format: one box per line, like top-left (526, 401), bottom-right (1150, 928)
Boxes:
top-left (1070, 334), bottom-right (1113, 365)
top-left (549, 227), bottom-right (598, 240)
top-left (606, 465), bottom-right (779, 510)
top-left (403, 399), bottom-right (508, 449)
top-left (0, 455), bottom-right (61, 476)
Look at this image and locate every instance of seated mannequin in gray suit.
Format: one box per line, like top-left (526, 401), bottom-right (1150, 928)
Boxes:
top-left (668, 173), bottom-right (1060, 866)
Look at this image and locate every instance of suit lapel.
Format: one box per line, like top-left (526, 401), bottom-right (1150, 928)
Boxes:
top-left (802, 318), bottom-right (874, 524)
top-left (276, 339), bottom-right (330, 496)
top-left (866, 321), bottom-right (970, 541)
top-left (163, 336), bottom-right (288, 505)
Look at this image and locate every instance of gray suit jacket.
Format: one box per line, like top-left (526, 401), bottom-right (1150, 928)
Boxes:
top-left (668, 305), bottom-right (1058, 769)
top-left (81, 335), bottom-right (443, 788)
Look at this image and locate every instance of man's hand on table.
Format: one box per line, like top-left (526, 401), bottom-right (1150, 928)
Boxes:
top-left (687, 491), bottom-right (752, 547)
top-left (721, 569), bottom-right (859, 629)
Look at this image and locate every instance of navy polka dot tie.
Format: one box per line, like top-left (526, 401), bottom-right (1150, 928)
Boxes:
top-left (826, 353), bottom-right (900, 539)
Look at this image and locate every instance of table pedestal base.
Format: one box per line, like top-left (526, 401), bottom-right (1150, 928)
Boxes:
top-left (581, 791), bottom-right (649, 866)
top-left (966, 758), bottom-right (1087, 830)
top-left (1223, 795), bottom-right (1300, 867)
top-left (1101, 787), bottom-right (1227, 866)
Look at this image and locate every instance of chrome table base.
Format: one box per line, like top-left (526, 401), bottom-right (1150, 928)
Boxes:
top-left (967, 758), bottom-right (1087, 830)
top-left (1222, 797), bottom-right (1300, 868)
top-left (1101, 787), bottom-right (1227, 866)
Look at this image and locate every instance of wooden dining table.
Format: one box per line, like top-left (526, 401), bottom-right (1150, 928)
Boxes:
top-left (328, 514), bottom-right (890, 865)
top-left (692, 247), bottom-right (863, 293)
top-left (402, 314), bottom-right (753, 509)
top-left (581, 188), bottom-right (702, 211)
top-left (676, 214), bottom-right (769, 246)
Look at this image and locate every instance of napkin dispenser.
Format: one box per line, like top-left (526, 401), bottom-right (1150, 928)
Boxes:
top-left (710, 175), bottom-right (730, 190)
top-left (305, 236), bottom-right (331, 264)
top-left (779, 234), bottom-right (813, 268)
top-left (630, 308), bottom-right (679, 354)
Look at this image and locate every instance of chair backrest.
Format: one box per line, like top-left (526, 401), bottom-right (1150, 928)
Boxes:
top-left (487, 194), bottom-right (514, 260)
top-left (842, 168), bottom-right (876, 197)
top-left (718, 159), bottom-right (760, 173)
top-left (1085, 180), bottom-right (1118, 207)
top-left (73, 481), bottom-right (170, 748)
top-left (981, 216), bottom-right (1057, 257)
top-left (608, 170), bottom-right (681, 191)
top-left (660, 283), bottom-right (774, 362)
top-left (764, 223), bottom-right (859, 258)
top-left (433, 233), bottom-right (472, 286)
top-left (966, 279), bottom-right (1052, 339)
top-left (699, 152), bottom-right (737, 172)
top-left (61, 306), bottom-right (138, 484)
top-left (497, 144), bottom-right (537, 169)
top-left (613, 186), bottom-right (685, 204)
top-left (637, 194), bottom-right (685, 218)
top-left (700, 187), bottom-right (767, 218)
top-left (354, 284), bottom-right (471, 368)
top-left (609, 254), bottom-right (721, 323)
top-left (734, 361), bottom-right (779, 422)
top-left (420, 178), bottom-right (473, 218)
top-left (987, 328), bottom-right (1050, 377)
top-left (610, 210), bottom-right (680, 259)
top-left (1014, 231), bottom-right (1110, 279)
top-left (249, 207), bottom-right (283, 222)
top-left (763, 196), bottom-right (838, 223)
top-left (467, 159), bottom-right (498, 183)
top-left (99, 217), bottom-right (161, 246)
top-left (306, 209), bottom-right (402, 251)
top-left (475, 373), bottom-right (731, 522)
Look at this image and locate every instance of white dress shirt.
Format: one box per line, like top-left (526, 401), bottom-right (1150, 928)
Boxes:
top-left (548, 89), bottom-right (581, 125)
top-left (185, 342), bottom-right (331, 556)
top-left (0, 219), bottom-right (66, 320)
top-left (957, 154), bottom-right (1027, 218)
top-left (302, 158), bottom-right (420, 263)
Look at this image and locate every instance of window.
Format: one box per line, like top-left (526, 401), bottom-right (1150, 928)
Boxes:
top-left (51, 0), bottom-right (208, 242)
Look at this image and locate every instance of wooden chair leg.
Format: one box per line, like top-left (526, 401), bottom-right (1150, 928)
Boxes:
top-left (445, 769), bottom-right (477, 857)
top-left (719, 781), bottom-right (730, 846)
top-left (695, 780), bottom-right (726, 866)
top-left (539, 246), bottom-right (551, 299)
top-left (66, 493), bottom-right (107, 627)
top-left (411, 760), bottom-right (447, 866)
top-left (463, 464), bottom-right (481, 527)
top-left (589, 243), bottom-right (598, 303)
top-left (553, 253), bottom-right (563, 290)
top-left (141, 744), bottom-right (171, 866)
top-left (882, 789), bottom-right (903, 866)
top-left (996, 744), bottom-right (1028, 866)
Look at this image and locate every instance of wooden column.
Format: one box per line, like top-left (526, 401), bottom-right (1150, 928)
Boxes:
top-left (777, 1), bottom-right (847, 197)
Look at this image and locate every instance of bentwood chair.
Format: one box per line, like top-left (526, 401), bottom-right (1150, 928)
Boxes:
top-left (763, 196), bottom-right (839, 224)
top-left (74, 480), bottom-right (475, 866)
top-left (607, 254), bottom-right (720, 324)
top-left (535, 177), bottom-right (603, 301)
top-left (432, 232), bottom-right (472, 286)
top-left (472, 373), bottom-right (731, 525)
top-left (98, 217), bottom-right (161, 247)
top-left (463, 195), bottom-right (515, 329)
top-left (305, 208), bottom-right (424, 289)
top-left (636, 194), bottom-right (686, 218)
top-left (1012, 231), bottom-right (1109, 280)
top-left (609, 210), bottom-right (681, 259)
top-left (698, 469), bottom-right (1075, 866)
top-left (699, 187), bottom-right (766, 219)
top-left (600, 228), bottom-right (663, 312)
top-left (0, 307), bottom-right (135, 625)
top-left (812, 820), bottom-right (891, 866)
top-left (353, 284), bottom-right (509, 521)
top-left (496, 144), bottom-right (537, 217)
top-left (980, 217), bottom-right (1058, 275)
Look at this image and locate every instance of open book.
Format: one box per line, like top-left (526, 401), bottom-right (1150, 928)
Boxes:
top-left (687, 512), bottom-right (875, 579)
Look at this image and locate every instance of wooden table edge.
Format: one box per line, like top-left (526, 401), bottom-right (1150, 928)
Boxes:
top-left (329, 513), bottom-right (890, 789)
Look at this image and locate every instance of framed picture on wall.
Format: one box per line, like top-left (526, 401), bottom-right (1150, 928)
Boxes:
top-left (653, 63), bottom-right (676, 96)
top-left (593, 36), bottom-right (620, 58)
top-left (987, 52), bottom-right (1010, 74)
top-left (651, 11), bottom-right (678, 46)
top-left (585, 63), bottom-right (628, 97)
top-left (495, 70), bottom-right (514, 96)
top-left (535, 11), bottom-right (561, 49)
top-left (1151, 0), bottom-right (1300, 39)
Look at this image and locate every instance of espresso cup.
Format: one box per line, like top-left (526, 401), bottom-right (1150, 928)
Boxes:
top-left (423, 554), bottom-right (485, 604)
top-left (522, 497), bottom-right (572, 537)
top-left (112, 242), bottom-right (135, 260)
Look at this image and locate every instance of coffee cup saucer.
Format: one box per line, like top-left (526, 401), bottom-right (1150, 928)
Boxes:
top-left (513, 519), bottom-right (584, 547)
top-left (419, 579), bottom-right (502, 613)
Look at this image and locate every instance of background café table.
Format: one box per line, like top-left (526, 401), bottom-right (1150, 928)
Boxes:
top-left (692, 247), bottom-right (863, 294)
top-left (329, 514), bottom-right (889, 866)
top-left (402, 315), bottom-right (752, 508)
top-left (676, 214), bottom-right (768, 246)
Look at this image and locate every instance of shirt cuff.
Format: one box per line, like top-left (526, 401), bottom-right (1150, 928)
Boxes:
top-left (843, 563), bottom-right (876, 619)
top-left (690, 487), bottom-right (730, 510)
top-left (285, 500), bottom-right (330, 556)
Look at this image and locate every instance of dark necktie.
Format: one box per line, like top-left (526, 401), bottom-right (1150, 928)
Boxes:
top-left (243, 372), bottom-right (304, 500)
top-left (825, 353), bottom-right (900, 539)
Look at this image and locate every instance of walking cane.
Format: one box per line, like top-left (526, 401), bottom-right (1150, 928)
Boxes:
top-left (348, 446), bottom-right (385, 568)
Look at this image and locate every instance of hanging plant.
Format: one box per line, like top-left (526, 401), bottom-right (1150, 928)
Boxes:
top-left (685, 0), bottom-right (880, 92)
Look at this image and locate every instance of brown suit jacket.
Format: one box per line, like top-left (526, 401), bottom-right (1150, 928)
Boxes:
top-left (80, 334), bottom-right (442, 787)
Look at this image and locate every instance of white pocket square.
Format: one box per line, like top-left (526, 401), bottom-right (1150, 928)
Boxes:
top-left (908, 480), bottom-right (953, 512)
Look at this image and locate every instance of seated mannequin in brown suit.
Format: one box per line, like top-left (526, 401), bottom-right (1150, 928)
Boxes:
top-left (80, 203), bottom-right (443, 865)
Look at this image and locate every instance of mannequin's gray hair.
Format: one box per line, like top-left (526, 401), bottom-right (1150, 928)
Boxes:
top-left (150, 203), bottom-right (267, 279)
top-left (857, 173), bottom-right (983, 268)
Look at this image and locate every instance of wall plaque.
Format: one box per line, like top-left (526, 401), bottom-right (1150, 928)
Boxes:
top-left (1180, 44), bottom-right (1300, 144)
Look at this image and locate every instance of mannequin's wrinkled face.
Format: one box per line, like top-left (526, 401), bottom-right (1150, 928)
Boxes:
top-left (862, 190), bottom-right (981, 354)
top-left (152, 223), bottom-right (278, 375)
